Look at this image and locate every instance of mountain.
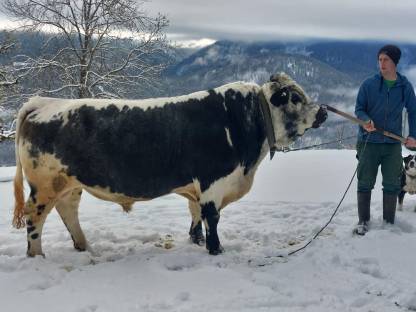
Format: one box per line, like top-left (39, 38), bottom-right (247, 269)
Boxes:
top-left (162, 40), bottom-right (357, 97)
top-left (157, 40), bottom-right (416, 150)
top-left (307, 41), bottom-right (416, 81)
top-left (2, 38), bottom-right (416, 165)
top-left (159, 41), bottom-right (363, 149)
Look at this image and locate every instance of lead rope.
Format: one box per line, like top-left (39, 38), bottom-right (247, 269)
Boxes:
top-left (281, 135), bottom-right (356, 152)
top-left (253, 133), bottom-right (371, 266)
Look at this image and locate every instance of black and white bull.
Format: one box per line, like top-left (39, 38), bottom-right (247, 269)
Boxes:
top-left (13, 73), bottom-right (327, 257)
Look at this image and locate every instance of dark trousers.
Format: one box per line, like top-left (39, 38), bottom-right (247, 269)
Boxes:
top-left (356, 142), bottom-right (402, 195)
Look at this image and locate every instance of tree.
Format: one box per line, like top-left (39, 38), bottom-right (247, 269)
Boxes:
top-left (1, 0), bottom-right (171, 98)
top-left (0, 37), bottom-right (18, 88)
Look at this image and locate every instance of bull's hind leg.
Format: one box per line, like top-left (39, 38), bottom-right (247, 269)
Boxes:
top-left (24, 189), bottom-right (55, 257)
top-left (55, 188), bottom-right (87, 251)
top-left (200, 201), bottom-right (224, 255)
top-left (188, 200), bottom-right (205, 245)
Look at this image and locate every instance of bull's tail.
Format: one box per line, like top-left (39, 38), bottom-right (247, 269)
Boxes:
top-left (12, 97), bottom-right (42, 229)
top-left (13, 152), bottom-right (25, 229)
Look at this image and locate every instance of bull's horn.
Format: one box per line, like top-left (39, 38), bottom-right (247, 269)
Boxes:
top-left (270, 74), bottom-right (280, 82)
top-left (270, 147), bottom-right (278, 160)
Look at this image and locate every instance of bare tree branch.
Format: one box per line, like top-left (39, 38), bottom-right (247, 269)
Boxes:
top-left (1, 0), bottom-right (173, 99)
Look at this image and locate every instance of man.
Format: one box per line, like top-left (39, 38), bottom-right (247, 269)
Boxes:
top-left (354, 44), bottom-right (416, 235)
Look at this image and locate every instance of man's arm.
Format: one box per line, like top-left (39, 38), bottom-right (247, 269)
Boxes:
top-left (355, 83), bottom-right (375, 132)
top-left (405, 85), bottom-right (416, 148)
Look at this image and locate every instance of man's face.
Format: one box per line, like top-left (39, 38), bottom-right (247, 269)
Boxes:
top-left (378, 53), bottom-right (396, 77)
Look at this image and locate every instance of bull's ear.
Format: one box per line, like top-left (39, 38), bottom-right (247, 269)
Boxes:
top-left (404, 155), bottom-right (413, 163)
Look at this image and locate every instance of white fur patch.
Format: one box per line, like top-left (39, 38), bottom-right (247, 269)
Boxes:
top-left (22, 82), bottom-right (260, 125)
top-left (198, 141), bottom-right (269, 210)
top-left (215, 82), bottom-right (260, 98)
top-left (199, 165), bottom-right (246, 208)
top-left (24, 91), bottom-right (210, 124)
top-left (225, 127), bottom-right (233, 147)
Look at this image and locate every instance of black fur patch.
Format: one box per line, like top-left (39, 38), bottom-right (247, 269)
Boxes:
top-left (201, 202), bottom-right (221, 254)
top-left (31, 233), bottom-right (39, 240)
top-left (37, 205), bottom-right (46, 214)
top-left (22, 89), bottom-right (266, 198)
top-left (404, 155), bottom-right (415, 170)
top-left (283, 111), bottom-right (300, 139)
top-left (29, 183), bottom-right (37, 204)
top-left (27, 226), bottom-right (36, 234)
top-left (270, 88), bottom-right (289, 107)
top-left (291, 92), bottom-right (303, 104)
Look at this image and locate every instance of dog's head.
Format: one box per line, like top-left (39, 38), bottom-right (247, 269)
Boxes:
top-left (404, 155), bottom-right (416, 176)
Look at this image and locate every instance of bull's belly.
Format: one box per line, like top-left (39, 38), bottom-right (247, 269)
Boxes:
top-left (75, 168), bottom-right (194, 199)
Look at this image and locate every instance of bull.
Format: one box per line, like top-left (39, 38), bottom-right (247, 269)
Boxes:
top-left (13, 73), bottom-right (327, 257)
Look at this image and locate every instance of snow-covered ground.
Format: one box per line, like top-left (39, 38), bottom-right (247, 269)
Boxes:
top-left (1, 150), bottom-right (416, 312)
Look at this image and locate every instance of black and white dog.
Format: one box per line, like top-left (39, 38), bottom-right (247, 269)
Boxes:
top-left (398, 155), bottom-right (416, 211)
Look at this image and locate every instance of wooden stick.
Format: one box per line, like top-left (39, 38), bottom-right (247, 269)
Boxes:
top-left (323, 104), bottom-right (407, 144)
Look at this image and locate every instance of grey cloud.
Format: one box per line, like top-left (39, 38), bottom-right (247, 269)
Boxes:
top-left (144, 0), bottom-right (416, 42)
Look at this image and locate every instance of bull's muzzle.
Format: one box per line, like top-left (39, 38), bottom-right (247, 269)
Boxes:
top-left (312, 106), bottom-right (328, 128)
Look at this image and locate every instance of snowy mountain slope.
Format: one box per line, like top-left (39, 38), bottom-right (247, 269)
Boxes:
top-left (163, 41), bottom-right (357, 97)
top-left (1, 150), bottom-right (416, 311)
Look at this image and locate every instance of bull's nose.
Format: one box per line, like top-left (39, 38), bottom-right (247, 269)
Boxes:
top-left (312, 106), bottom-right (328, 128)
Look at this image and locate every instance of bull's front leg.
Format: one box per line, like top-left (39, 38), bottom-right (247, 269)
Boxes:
top-left (200, 201), bottom-right (223, 255)
top-left (188, 200), bottom-right (205, 245)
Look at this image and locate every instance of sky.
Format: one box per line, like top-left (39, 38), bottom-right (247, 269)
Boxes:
top-left (1, 0), bottom-right (416, 48)
top-left (142, 0), bottom-right (416, 47)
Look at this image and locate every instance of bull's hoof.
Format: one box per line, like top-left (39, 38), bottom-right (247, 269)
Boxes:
top-left (74, 244), bottom-right (87, 252)
top-left (189, 221), bottom-right (205, 246)
top-left (208, 245), bottom-right (224, 255)
top-left (71, 235), bottom-right (87, 251)
top-left (190, 234), bottom-right (205, 246)
top-left (27, 251), bottom-right (45, 258)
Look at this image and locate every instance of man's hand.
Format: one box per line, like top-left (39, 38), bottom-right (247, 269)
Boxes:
top-left (405, 136), bottom-right (416, 148)
top-left (362, 120), bottom-right (376, 132)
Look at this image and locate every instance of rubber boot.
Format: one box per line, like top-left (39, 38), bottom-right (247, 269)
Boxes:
top-left (355, 192), bottom-right (371, 235)
top-left (383, 193), bottom-right (397, 224)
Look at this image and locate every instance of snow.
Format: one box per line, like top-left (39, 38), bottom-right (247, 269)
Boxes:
top-left (1, 150), bottom-right (416, 311)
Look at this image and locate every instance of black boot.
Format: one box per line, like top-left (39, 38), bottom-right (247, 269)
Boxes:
top-left (383, 193), bottom-right (397, 224)
top-left (355, 192), bottom-right (371, 235)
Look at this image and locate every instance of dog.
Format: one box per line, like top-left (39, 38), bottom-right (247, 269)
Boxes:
top-left (398, 155), bottom-right (416, 211)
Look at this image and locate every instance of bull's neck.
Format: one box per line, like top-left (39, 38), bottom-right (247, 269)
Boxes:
top-left (257, 90), bottom-right (278, 160)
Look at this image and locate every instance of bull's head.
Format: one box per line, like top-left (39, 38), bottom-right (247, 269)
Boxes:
top-left (260, 73), bottom-right (327, 155)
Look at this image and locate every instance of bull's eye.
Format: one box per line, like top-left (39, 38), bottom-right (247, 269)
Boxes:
top-left (270, 88), bottom-right (289, 107)
top-left (291, 93), bottom-right (302, 104)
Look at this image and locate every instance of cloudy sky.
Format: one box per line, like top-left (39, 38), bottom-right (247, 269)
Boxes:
top-left (142, 0), bottom-right (416, 47)
top-left (1, 0), bottom-right (415, 47)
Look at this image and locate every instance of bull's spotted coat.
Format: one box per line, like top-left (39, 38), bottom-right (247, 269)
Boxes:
top-left (13, 73), bottom-right (326, 256)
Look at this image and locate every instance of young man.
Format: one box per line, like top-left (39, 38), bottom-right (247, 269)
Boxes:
top-left (354, 44), bottom-right (416, 235)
